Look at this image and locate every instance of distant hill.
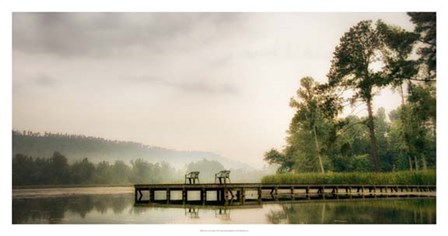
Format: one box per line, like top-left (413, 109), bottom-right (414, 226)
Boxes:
top-left (12, 130), bottom-right (252, 170)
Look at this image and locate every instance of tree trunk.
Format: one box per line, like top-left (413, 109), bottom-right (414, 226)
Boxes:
top-left (414, 155), bottom-right (419, 171)
top-left (421, 153), bottom-right (427, 170)
top-left (313, 124), bottom-right (325, 173)
top-left (400, 84), bottom-right (406, 106)
top-left (366, 97), bottom-right (381, 172)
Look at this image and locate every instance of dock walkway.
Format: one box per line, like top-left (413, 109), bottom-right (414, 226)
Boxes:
top-left (134, 183), bottom-right (436, 205)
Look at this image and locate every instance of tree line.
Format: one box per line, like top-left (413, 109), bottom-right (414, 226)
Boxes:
top-left (13, 152), bottom-right (272, 186)
top-left (264, 13), bottom-right (436, 173)
top-left (12, 152), bottom-right (178, 186)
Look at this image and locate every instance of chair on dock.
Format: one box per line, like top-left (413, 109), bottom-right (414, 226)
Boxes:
top-left (215, 170), bottom-right (231, 184)
top-left (185, 171), bottom-right (200, 184)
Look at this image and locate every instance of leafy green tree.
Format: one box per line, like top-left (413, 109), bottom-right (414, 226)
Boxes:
top-left (407, 12), bottom-right (436, 80)
top-left (49, 151), bottom-right (69, 184)
top-left (110, 160), bottom-right (131, 184)
top-left (12, 154), bottom-right (36, 185)
top-left (377, 20), bottom-right (419, 89)
top-left (290, 77), bottom-right (325, 173)
top-left (332, 115), bottom-right (371, 172)
top-left (406, 85), bottom-right (436, 170)
top-left (378, 14), bottom-right (436, 171)
top-left (264, 77), bottom-right (342, 173)
top-left (70, 158), bottom-right (95, 184)
top-left (130, 158), bottom-right (152, 184)
top-left (159, 161), bottom-right (178, 183)
top-left (93, 161), bottom-right (112, 184)
top-left (288, 77), bottom-right (326, 173)
top-left (328, 20), bottom-right (385, 172)
top-left (374, 108), bottom-right (393, 171)
top-left (263, 148), bottom-right (292, 173)
top-left (33, 157), bottom-right (51, 184)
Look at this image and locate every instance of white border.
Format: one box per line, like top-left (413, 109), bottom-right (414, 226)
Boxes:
top-left (2, 0), bottom-right (447, 235)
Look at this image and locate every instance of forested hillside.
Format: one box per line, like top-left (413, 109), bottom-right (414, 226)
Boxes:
top-left (12, 130), bottom-right (250, 170)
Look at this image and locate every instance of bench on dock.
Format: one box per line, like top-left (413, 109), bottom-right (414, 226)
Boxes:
top-left (215, 170), bottom-right (231, 184)
top-left (185, 171), bottom-right (200, 184)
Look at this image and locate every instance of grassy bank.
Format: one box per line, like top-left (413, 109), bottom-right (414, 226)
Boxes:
top-left (261, 170), bottom-right (436, 185)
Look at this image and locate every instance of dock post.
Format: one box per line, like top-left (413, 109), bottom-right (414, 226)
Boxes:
top-left (221, 189), bottom-right (225, 202)
top-left (149, 188), bottom-right (154, 202)
top-left (224, 186), bottom-right (229, 205)
top-left (274, 186), bottom-right (278, 200)
top-left (201, 187), bottom-right (206, 205)
top-left (135, 188), bottom-right (138, 202)
top-left (291, 187), bottom-right (295, 200)
top-left (182, 188), bottom-right (186, 203)
top-left (240, 187), bottom-right (245, 205)
top-left (166, 188), bottom-right (170, 203)
top-left (334, 187), bottom-right (339, 199)
top-left (258, 187), bottom-right (262, 203)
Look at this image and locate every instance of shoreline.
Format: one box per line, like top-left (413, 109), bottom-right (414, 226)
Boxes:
top-left (12, 184), bottom-right (133, 190)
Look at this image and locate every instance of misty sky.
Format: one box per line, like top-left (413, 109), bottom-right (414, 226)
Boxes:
top-left (13, 13), bottom-right (415, 168)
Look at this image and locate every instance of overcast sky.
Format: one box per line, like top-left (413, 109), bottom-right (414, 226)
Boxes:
top-left (13, 12), bottom-right (415, 168)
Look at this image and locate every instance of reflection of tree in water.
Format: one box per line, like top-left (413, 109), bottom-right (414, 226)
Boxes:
top-left (66, 196), bottom-right (95, 218)
top-left (13, 198), bottom-right (67, 224)
top-left (266, 199), bottom-right (436, 224)
top-left (13, 193), bottom-right (133, 224)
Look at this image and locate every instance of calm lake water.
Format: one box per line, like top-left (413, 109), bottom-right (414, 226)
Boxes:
top-left (12, 186), bottom-right (436, 224)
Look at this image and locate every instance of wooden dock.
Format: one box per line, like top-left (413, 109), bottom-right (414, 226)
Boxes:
top-left (134, 183), bottom-right (436, 206)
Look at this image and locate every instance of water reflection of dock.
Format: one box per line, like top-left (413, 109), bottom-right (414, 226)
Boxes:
top-left (134, 183), bottom-right (435, 206)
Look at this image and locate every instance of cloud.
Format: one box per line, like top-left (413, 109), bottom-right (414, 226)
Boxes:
top-left (13, 13), bottom-right (248, 58)
top-left (126, 75), bottom-right (238, 95)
